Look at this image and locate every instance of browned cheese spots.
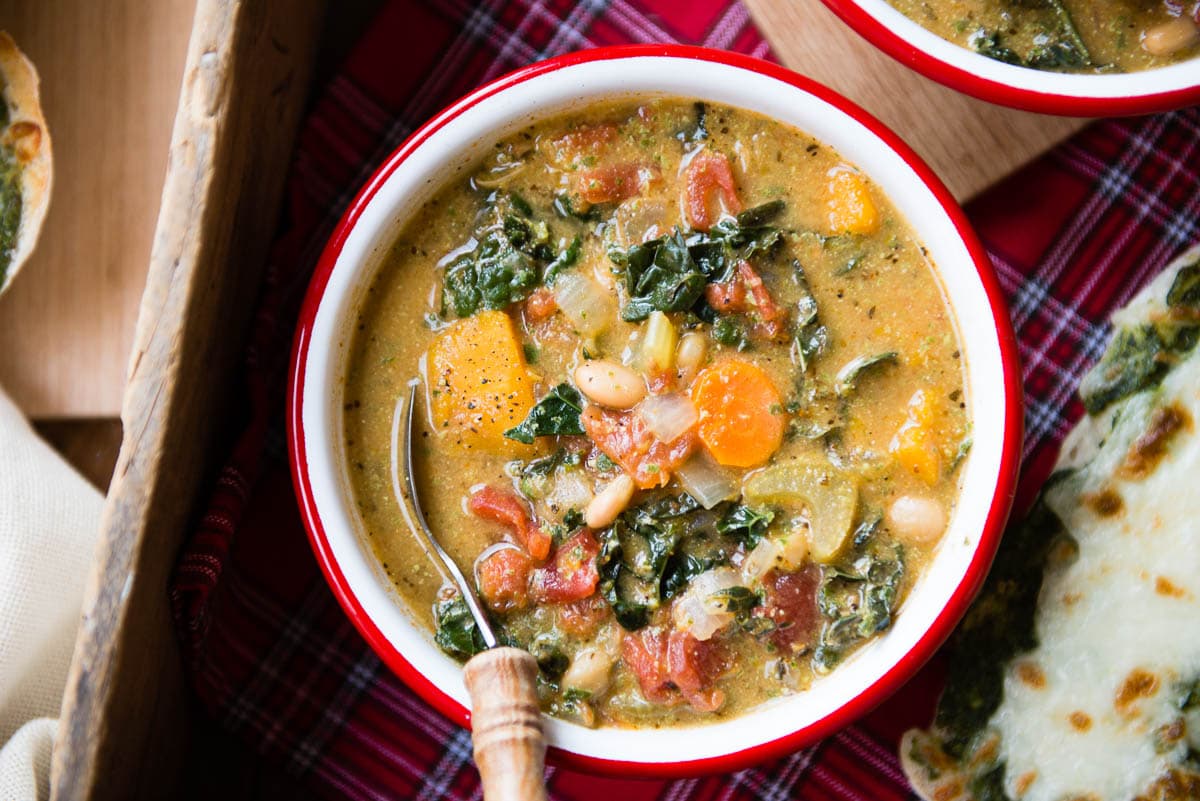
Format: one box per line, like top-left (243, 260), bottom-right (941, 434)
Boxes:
top-left (1015, 660), bottom-right (1046, 689)
top-left (1114, 668), bottom-right (1160, 715)
top-left (1118, 404), bottom-right (1191, 481)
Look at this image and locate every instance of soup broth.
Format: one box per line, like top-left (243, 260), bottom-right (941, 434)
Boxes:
top-left (343, 98), bottom-right (970, 728)
top-left (886, 0), bottom-right (1200, 72)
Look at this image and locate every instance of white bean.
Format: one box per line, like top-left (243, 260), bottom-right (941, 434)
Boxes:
top-left (585, 473), bottom-right (635, 529)
top-left (1142, 17), bottom-right (1199, 56)
top-left (562, 647), bottom-right (615, 695)
top-left (574, 359), bottom-right (646, 408)
top-left (675, 331), bottom-right (708, 384)
top-left (887, 495), bottom-right (947, 545)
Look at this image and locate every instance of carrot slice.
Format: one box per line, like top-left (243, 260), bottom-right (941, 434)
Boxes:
top-left (689, 358), bottom-right (785, 468)
top-left (684, 150), bottom-right (741, 231)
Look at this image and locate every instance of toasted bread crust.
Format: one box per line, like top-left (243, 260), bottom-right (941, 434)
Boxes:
top-left (0, 30), bottom-right (52, 293)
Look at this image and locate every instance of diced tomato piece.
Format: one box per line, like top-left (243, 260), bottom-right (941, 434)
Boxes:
top-left (581, 406), bottom-right (697, 489)
top-left (524, 287), bottom-right (557, 323)
top-left (550, 123), bottom-right (618, 165)
top-left (756, 566), bottom-right (821, 653)
top-left (530, 530), bottom-right (601, 604)
top-left (476, 547), bottom-right (532, 613)
top-left (621, 628), bottom-right (728, 712)
top-left (557, 595), bottom-right (611, 638)
top-left (705, 277), bottom-right (747, 312)
top-left (576, 163), bottom-right (656, 205)
top-left (645, 368), bottom-right (674, 394)
top-left (703, 262), bottom-right (786, 340)
top-left (467, 486), bottom-right (552, 561)
top-left (684, 150), bottom-right (741, 231)
top-left (666, 630), bottom-right (730, 712)
top-left (621, 627), bottom-right (680, 706)
top-left (737, 262), bottom-right (788, 340)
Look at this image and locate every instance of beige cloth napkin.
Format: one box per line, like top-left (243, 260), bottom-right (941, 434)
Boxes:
top-left (0, 385), bottom-right (103, 799)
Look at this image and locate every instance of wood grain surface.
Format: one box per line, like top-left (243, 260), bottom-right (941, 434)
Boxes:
top-left (464, 648), bottom-right (549, 801)
top-left (745, 0), bottom-right (1089, 200)
top-left (0, 0), bottom-right (195, 417)
top-left (50, 1), bottom-right (325, 797)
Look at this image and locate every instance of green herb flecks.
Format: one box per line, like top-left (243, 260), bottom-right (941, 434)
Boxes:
top-left (0, 137), bottom-right (22, 290)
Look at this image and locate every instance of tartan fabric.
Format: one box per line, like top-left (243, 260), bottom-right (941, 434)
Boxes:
top-left (169, 0), bottom-right (1200, 797)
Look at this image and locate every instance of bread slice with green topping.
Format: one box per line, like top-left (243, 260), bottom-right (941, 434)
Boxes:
top-left (901, 245), bottom-right (1200, 801)
top-left (0, 31), bottom-right (51, 294)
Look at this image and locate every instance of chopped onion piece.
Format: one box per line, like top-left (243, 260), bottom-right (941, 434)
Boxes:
top-left (741, 538), bottom-right (783, 584)
top-left (637, 394), bottom-right (697, 444)
top-left (672, 567), bottom-right (742, 640)
top-left (674, 453), bottom-right (739, 509)
top-left (472, 160), bottom-right (526, 188)
top-left (541, 470), bottom-right (594, 522)
top-left (553, 271), bottom-right (616, 338)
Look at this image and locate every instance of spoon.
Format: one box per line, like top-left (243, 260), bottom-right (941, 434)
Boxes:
top-left (395, 381), bottom-right (548, 801)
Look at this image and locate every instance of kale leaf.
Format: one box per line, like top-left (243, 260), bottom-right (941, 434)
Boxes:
top-left (793, 261), bottom-right (829, 373)
top-left (504, 383), bottom-right (585, 444)
top-left (607, 201), bottom-right (787, 321)
top-left (1079, 326), bottom-right (1171, 414)
top-left (442, 192), bottom-right (577, 317)
top-left (814, 539), bottom-right (905, 671)
top-left (543, 235), bottom-right (582, 285)
top-left (716, 504), bottom-right (775, 547)
top-left (1167, 260), bottom-right (1200, 310)
top-left (615, 229), bottom-right (708, 322)
top-left (968, 29), bottom-right (1023, 65)
top-left (433, 595), bottom-right (487, 659)
top-left (598, 493), bottom-right (701, 630)
top-left (833, 351), bottom-right (898, 397)
top-left (677, 101), bottom-right (708, 144)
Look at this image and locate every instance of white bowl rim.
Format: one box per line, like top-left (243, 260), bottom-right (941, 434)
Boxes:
top-left (287, 45), bottom-right (1023, 777)
top-left (821, 0), bottom-right (1200, 115)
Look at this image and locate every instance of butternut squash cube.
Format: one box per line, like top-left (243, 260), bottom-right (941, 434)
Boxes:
top-left (426, 310), bottom-right (535, 453)
top-left (890, 389), bottom-right (941, 485)
top-left (825, 169), bottom-right (879, 236)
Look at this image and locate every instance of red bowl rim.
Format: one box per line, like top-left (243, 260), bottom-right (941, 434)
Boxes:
top-left (819, 0), bottom-right (1200, 116)
top-left (287, 44), bottom-right (1024, 779)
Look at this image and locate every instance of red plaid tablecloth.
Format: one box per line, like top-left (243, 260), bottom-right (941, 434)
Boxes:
top-left (170, 1), bottom-right (1200, 798)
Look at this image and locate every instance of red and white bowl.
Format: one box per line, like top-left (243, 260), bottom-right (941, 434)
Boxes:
top-left (821, 0), bottom-right (1200, 115)
top-left (288, 45), bottom-right (1022, 777)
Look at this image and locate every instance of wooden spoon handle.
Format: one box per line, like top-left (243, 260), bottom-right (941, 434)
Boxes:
top-left (464, 646), bottom-right (548, 801)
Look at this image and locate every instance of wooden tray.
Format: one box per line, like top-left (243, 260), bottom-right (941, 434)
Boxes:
top-left (745, 0), bottom-right (1088, 200)
top-left (48, 2), bottom-right (1088, 797)
top-left (51, 2), bottom-right (324, 797)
